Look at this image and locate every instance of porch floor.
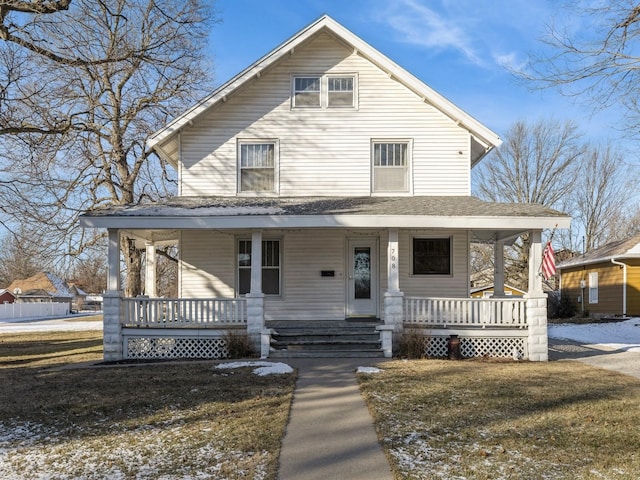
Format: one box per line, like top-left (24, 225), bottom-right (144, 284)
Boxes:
top-left (267, 320), bottom-right (384, 358)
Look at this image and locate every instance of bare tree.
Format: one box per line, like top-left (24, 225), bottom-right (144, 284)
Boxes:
top-left (0, 0), bottom-right (215, 295)
top-left (0, 227), bottom-right (53, 286)
top-left (475, 118), bottom-right (586, 207)
top-left (522, 2), bottom-right (640, 138)
top-left (474, 118), bottom-right (587, 289)
top-left (569, 143), bottom-right (636, 252)
top-left (69, 253), bottom-right (107, 295)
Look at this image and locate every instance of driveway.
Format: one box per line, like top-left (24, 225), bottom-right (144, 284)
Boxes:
top-left (549, 337), bottom-right (640, 380)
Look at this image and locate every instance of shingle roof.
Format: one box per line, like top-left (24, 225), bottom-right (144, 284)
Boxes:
top-left (84, 196), bottom-right (567, 219)
top-left (557, 234), bottom-right (640, 269)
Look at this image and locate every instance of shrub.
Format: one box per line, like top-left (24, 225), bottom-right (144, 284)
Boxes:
top-left (398, 329), bottom-right (428, 359)
top-left (547, 291), bottom-right (576, 319)
top-left (224, 330), bottom-right (256, 358)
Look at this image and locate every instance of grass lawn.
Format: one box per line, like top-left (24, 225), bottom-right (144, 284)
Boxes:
top-left (359, 359), bottom-right (640, 480)
top-left (0, 331), bottom-right (296, 480)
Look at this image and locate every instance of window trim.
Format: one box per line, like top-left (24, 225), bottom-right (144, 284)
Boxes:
top-left (237, 238), bottom-right (282, 297)
top-left (371, 139), bottom-right (412, 195)
top-left (291, 73), bottom-right (358, 109)
top-left (237, 139), bottom-right (279, 195)
top-left (411, 236), bottom-right (452, 276)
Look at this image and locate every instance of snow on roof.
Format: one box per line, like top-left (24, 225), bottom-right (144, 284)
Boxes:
top-left (7, 272), bottom-right (74, 299)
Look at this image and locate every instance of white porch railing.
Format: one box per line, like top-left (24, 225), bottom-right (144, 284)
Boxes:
top-left (123, 297), bottom-right (247, 327)
top-left (404, 296), bottom-right (527, 328)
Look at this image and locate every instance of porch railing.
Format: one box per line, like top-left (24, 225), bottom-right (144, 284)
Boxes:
top-left (123, 297), bottom-right (247, 327)
top-left (404, 296), bottom-right (527, 328)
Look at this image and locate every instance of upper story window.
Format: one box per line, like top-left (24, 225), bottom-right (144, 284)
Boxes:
top-left (238, 141), bottom-right (277, 193)
top-left (327, 76), bottom-right (354, 107)
top-left (294, 77), bottom-right (321, 107)
top-left (372, 141), bottom-right (410, 193)
top-left (292, 74), bottom-right (356, 109)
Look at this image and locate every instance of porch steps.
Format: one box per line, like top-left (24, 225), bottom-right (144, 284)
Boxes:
top-left (266, 320), bottom-right (384, 358)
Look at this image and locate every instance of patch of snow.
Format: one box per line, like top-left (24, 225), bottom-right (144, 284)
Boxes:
top-left (357, 366), bottom-right (382, 374)
top-left (548, 317), bottom-right (640, 352)
top-left (215, 361), bottom-right (293, 376)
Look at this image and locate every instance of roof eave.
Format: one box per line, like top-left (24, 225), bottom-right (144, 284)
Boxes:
top-left (80, 213), bottom-right (570, 231)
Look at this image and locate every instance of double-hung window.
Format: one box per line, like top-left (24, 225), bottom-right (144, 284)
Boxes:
top-left (292, 74), bottom-right (356, 108)
top-left (372, 141), bottom-right (410, 193)
top-left (413, 237), bottom-right (451, 275)
top-left (239, 141), bottom-right (276, 193)
top-left (238, 239), bottom-right (281, 295)
top-left (293, 76), bottom-right (321, 107)
top-left (327, 76), bottom-right (354, 107)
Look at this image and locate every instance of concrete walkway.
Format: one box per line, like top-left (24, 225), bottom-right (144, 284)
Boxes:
top-left (549, 337), bottom-right (640, 380)
top-left (278, 358), bottom-right (393, 480)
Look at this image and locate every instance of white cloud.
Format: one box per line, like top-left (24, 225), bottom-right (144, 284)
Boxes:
top-left (380, 0), bottom-right (485, 66)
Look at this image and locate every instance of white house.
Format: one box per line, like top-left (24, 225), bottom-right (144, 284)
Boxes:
top-left (80, 15), bottom-right (570, 362)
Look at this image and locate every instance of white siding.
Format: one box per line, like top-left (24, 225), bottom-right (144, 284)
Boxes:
top-left (398, 230), bottom-right (469, 297)
top-left (178, 228), bottom-right (469, 321)
top-left (180, 32), bottom-right (471, 197)
top-left (269, 230), bottom-right (347, 320)
top-left (180, 231), bottom-right (235, 298)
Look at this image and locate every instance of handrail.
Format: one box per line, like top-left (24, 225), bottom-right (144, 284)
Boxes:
top-left (123, 297), bottom-right (247, 327)
top-left (404, 296), bottom-right (527, 327)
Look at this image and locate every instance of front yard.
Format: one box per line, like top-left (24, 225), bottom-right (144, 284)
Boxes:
top-left (359, 359), bottom-right (640, 479)
top-left (3, 330), bottom-right (640, 479)
top-left (0, 331), bottom-right (296, 480)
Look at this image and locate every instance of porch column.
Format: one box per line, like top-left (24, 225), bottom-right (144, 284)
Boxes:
top-left (145, 241), bottom-right (157, 297)
top-left (104, 229), bottom-right (124, 361)
top-left (493, 240), bottom-right (505, 297)
top-left (246, 230), bottom-right (265, 351)
top-left (525, 230), bottom-right (548, 361)
top-left (384, 229), bottom-right (404, 356)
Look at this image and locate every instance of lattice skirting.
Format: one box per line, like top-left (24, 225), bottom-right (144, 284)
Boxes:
top-left (424, 336), bottom-right (526, 359)
top-left (125, 336), bottom-right (230, 359)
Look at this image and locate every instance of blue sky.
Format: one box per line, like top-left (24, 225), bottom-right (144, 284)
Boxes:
top-left (208, 0), bottom-right (624, 148)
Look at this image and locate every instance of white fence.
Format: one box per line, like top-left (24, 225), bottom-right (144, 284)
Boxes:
top-left (123, 297), bottom-right (247, 327)
top-left (0, 302), bottom-right (70, 320)
top-left (404, 296), bottom-right (528, 328)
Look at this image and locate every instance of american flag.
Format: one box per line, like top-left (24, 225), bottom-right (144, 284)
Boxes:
top-left (541, 242), bottom-right (556, 280)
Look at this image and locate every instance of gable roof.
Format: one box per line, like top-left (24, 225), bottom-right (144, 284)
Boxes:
top-left (7, 272), bottom-right (74, 299)
top-left (147, 15), bottom-right (501, 167)
top-left (557, 235), bottom-right (640, 269)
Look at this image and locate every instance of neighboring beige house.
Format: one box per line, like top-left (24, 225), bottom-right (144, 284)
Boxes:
top-left (8, 272), bottom-right (74, 310)
top-left (80, 15), bottom-right (570, 362)
top-left (558, 235), bottom-right (640, 317)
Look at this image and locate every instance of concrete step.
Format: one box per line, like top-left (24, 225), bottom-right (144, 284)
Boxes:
top-left (267, 319), bottom-right (384, 358)
top-left (269, 349), bottom-right (384, 358)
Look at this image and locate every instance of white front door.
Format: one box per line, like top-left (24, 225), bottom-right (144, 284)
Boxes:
top-left (347, 238), bottom-right (378, 317)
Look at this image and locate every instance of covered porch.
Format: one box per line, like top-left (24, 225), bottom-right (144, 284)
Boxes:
top-left (82, 196), bottom-right (570, 362)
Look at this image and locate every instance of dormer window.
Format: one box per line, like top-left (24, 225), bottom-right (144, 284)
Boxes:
top-left (292, 74), bottom-right (356, 109)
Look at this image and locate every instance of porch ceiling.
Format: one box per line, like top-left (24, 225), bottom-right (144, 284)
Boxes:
top-left (80, 196), bottom-right (571, 235)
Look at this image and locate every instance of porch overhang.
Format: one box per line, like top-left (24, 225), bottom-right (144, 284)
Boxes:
top-left (79, 196), bottom-right (570, 242)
